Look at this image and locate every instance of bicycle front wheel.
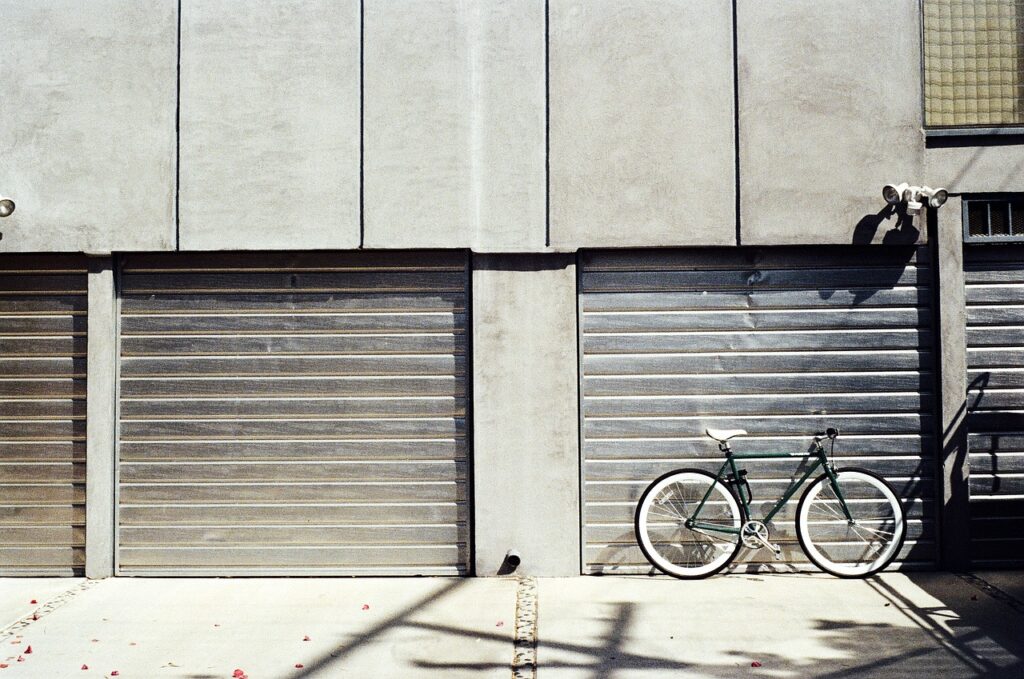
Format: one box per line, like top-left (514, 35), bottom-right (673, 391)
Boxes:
top-left (796, 468), bottom-right (906, 577)
top-left (634, 469), bottom-right (744, 579)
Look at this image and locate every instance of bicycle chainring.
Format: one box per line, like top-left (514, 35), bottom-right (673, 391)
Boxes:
top-left (740, 521), bottom-right (770, 549)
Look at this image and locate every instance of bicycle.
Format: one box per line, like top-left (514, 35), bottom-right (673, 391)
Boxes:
top-left (634, 427), bottom-right (906, 579)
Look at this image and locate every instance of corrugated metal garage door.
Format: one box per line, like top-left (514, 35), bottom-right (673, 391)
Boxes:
top-left (0, 255), bottom-right (87, 575)
top-left (116, 252), bottom-right (469, 575)
top-left (580, 247), bottom-right (936, 573)
top-left (964, 245), bottom-right (1024, 567)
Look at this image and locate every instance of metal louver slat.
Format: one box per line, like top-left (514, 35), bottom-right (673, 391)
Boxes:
top-left (116, 252), bottom-right (470, 575)
top-left (964, 244), bottom-right (1024, 568)
top-left (579, 246), bottom-right (936, 574)
top-left (0, 255), bottom-right (88, 575)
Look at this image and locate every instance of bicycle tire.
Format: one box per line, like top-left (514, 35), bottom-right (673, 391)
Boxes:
top-left (796, 467), bottom-right (906, 578)
top-left (634, 468), bottom-right (745, 579)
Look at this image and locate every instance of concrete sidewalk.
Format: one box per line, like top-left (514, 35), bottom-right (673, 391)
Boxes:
top-left (0, 572), bottom-right (1021, 678)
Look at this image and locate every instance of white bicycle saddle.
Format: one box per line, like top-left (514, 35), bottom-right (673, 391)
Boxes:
top-left (705, 428), bottom-right (748, 443)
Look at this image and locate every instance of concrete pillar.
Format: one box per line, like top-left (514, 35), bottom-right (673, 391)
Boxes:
top-left (471, 254), bottom-right (580, 576)
top-left (932, 198), bottom-right (971, 570)
top-left (86, 257), bottom-right (116, 578)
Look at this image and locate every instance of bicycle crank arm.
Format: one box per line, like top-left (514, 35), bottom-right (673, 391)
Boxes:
top-left (752, 534), bottom-right (782, 560)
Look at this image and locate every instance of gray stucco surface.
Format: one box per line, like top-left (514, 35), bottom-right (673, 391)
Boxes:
top-left (738, 0), bottom-right (925, 246)
top-left (548, 0), bottom-right (736, 248)
top-left (472, 255), bottom-right (580, 576)
top-left (86, 258), bottom-right (116, 578)
top-left (934, 198), bottom-right (971, 569)
top-left (926, 142), bottom-right (1024, 195)
top-left (363, 0), bottom-right (546, 251)
top-left (0, 0), bottom-right (176, 253)
top-left (178, 0), bottom-right (360, 250)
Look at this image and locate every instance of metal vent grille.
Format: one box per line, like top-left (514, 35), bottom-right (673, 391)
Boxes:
top-left (964, 197), bottom-right (1024, 242)
top-left (923, 0), bottom-right (1024, 128)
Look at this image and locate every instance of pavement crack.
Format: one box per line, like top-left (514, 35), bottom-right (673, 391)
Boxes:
top-left (955, 572), bottom-right (1024, 617)
top-left (0, 579), bottom-right (99, 640)
top-left (511, 576), bottom-right (538, 679)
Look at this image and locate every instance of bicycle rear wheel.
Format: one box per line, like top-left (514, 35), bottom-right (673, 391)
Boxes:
top-left (796, 468), bottom-right (906, 577)
top-left (634, 469), bottom-right (744, 579)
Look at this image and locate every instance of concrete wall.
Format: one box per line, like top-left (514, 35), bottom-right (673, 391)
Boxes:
top-left (471, 255), bottom-right (580, 576)
top-left (5, 1), bottom-right (1024, 253)
top-left (178, 0), bottom-right (361, 250)
top-left (926, 141), bottom-right (1024, 196)
top-left (0, 0), bottom-right (176, 253)
top-left (737, 0), bottom-right (926, 246)
top-left (363, 0), bottom-right (546, 251)
top-left (548, 0), bottom-right (736, 248)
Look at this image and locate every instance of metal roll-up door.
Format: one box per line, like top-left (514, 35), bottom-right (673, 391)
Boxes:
top-left (964, 244), bottom-right (1024, 567)
top-left (580, 247), bottom-right (936, 573)
top-left (116, 252), bottom-right (469, 575)
top-left (0, 255), bottom-right (87, 575)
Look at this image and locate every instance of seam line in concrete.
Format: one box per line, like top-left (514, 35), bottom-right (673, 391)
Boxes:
top-left (544, 0), bottom-right (550, 248)
top-left (174, 0), bottom-right (182, 250)
top-left (0, 580), bottom-right (100, 641)
top-left (358, 0), bottom-right (365, 249)
top-left (956, 572), bottom-right (1024, 616)
top-left (511, 576), bottom-right (538, 679)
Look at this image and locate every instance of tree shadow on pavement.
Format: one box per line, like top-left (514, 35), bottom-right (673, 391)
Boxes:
top-left (279, 573), bottom-right (1024, 679)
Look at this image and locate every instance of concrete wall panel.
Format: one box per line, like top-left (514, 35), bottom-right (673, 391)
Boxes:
top-left (926, 143), bottom-right (1024, 195)
top-left (0, 1), bottom-right (176, 253)
top-left (364, 0), bottom-right (546, 251)
top-left (179, 0), bottom-right (360, 250)
top-left (472, 255), bottom-right (580, 576)
top-left (549, 0), bottom-right (736, 248)
top-left (738, 0), bottom-right (925, 246)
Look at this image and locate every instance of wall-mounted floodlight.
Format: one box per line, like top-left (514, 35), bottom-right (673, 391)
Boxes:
top-left (882, 183), bottom-right (909, 205)
top-left (882, 183), bottom-right (948, 215)
top-left (0, 197), bottom-right (14, 218)
top-left (920, 186), bottom-right (948, 209)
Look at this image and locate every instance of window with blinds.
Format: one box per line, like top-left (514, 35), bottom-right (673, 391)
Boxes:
top-left (923, 0), bottom-right (1024, 128)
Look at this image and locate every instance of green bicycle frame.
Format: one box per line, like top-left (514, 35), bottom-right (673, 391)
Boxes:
top-left (687, 442), bottom-right (854, 535)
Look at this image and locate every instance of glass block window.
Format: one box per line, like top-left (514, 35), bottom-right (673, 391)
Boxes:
top-left (923, 0), bottom-right (1024, 127)
top-left (963, 196), bottom-right (1024, 241)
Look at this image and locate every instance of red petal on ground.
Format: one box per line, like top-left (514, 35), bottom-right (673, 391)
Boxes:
top-left (91, 639), bottom-right (99, 643)
top-left (751, 661), bottom-right (762, 667)
top-left (24, 646), bottom-right (32, 654)
top-left (496, 621), bottom-right (504, 627)
top-left (303, 635), bottom-right (310, 641)
top-left (29, 600), bottom-right (37, 605)
top-left (111, 672), bottom-right (120, 676)
top-left (233, 670), bottom-right (247, 678)
top-left (361, 604), bottom-right (370, 611)
top-left (31, 614), bottom-right (38, 621)
top-left (295, 664), bottom-right (304, 669)
top-left (16, 657), bottom-right (24, 663)
top-left (81, 665), bottom-right (88, 670)
top-left (0, 664), bottom-right (8, 669)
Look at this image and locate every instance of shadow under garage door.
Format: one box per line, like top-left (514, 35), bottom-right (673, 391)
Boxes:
top-left (115, 252), bottom-right (470, 575)
top-left (0, 255), bottom-right (87, 575)
top-left (578, 246), bottom-right (937, 574)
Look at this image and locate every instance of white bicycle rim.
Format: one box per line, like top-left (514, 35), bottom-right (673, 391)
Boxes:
top-left (798, 470), bottom-right (905, 577)
top-left (637, 472), bottom-right (742, 578)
